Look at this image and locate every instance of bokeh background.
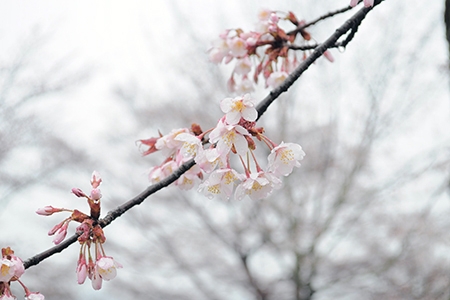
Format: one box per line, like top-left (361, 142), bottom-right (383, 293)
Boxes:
top-left (0, 0), bottom-right (449, 299)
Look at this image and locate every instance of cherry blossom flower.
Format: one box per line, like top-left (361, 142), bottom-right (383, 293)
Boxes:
top-left (209, 118), bottom-right (250, 157)
top-left (76, 254), bottom-right (88, 284)
top-left (10, 256), bottom-right (24, 279)
top-left (96, 256), bottom-right (122, 281)
top-left (175, 164), bottom-right (202, 190)
top-left (91, 268), bottom-right (102, 290)
top-left (266, 71), bottom-right (289, 88)
top-left (220, 94), bottom-right (257, 125)
top-left (0, 258), bottom-right (15, 282)
top-left (267, 142), bottom-right (306, 176)
top-left (155, 128), bottom-right (190, 156)
top-left (234, 57), bottom-right (252, 75)
top-left (235, 172), bottom-right (282, 200)
top-left (174, 133), bottom-right (203, 158)
top-left (148, 160), bottom-right (177, 184)
top-left (195, 148), bottom-right (223, 173)
top-left (234, 78), bottom-right (255, 94)
top-left (227, 37), bottom-right (247, 58)
top-left (198, 168), bottom-right (242, 200)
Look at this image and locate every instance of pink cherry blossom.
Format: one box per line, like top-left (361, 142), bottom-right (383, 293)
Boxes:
top-left (0, 258), bottom-right (15, 282)
top-left (234, 172), bottom-right (282, 200)
top-left (96, 256), bottom-right (122, 281)
top-left (209, 118), bottom-right (250, 157)
top-left (266, 71), bottom-right (288, 88)
top-left (198, 168), bottom-right (242, 200)
top-left (148, 160), bottom-right (177, 184)
top-left (267, 142), bottom-right (305, 176)
top-left (227, 37), bottom-right (247, 58)
top-left (174, 133), bottom-right (203, 158)
top-left (155, 128), bottom-right (190, 156)
top-left (195, 148), bottom-right (224, 173)
top-left (220, 94), bottom-right (257, 125)
top-left (91, 268), bottom-right (102, 290)
top-left (234, 57), bottom-right (252, 75)
top-left (10, 255), bottom-right (24, 279)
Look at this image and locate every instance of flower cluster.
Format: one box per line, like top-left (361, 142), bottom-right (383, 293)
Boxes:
top-left (36, 171), bottom-right (121, 290)
top-left (350, 0), bottom-right (374, 8)
top-left (0, 247), bottom-right (44, 300)
top-left (138, 94), bottom-right (305, 201)
top-left (208, 9), bottom-right (333, 93)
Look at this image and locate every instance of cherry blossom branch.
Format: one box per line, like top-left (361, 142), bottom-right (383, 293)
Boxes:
top-left (256, 0), bottom-right (384, 119)
top-left (23, 0), bottom-right (383, 270)
top-left (23, 159), bottom-right (196, 269)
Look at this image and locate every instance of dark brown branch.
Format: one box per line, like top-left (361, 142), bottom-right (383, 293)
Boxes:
top-left (23, 0), bottom-right (383, 270)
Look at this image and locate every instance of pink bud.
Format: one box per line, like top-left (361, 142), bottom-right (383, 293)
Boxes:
top-left (53, 222), bottom-right (69, 245)
top-left (48, 222), bottom-right (63, 236)
top-left (90, 171), bottom-right (102, 188)
top-left (323, 50), bottom-right (334, 62)
top-left (72, 188), bottom-right (87, 198)
top-left (11, 255), bottom-right (25, 278)
top-left (77, 256), bottom-right (88, 284)
top-left (36, 205), bottom-right (63, 216)
top-left (90, 188), bottom-right (102, 201)
top-left (76, 223), bottom-right (90, 242)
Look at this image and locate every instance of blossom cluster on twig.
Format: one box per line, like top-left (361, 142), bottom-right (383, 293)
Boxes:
top-left (139, 94), bottom-right (305, 201)
top-left (36, 172), bottom-right (122, 290)
top-left (208, 9), bottom-right (334, 93)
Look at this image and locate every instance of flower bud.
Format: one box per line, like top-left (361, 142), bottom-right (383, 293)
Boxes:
top-left (90, 171), bottom-right (102, 189)
top-left (36, 206), bottom-right (63, 216)
top-left (72, 188), bottom-right (87, 198)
